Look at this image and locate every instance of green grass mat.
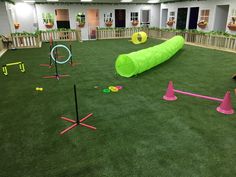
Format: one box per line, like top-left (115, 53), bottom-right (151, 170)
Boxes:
top-left (0, 38), bottom-right (236, 177)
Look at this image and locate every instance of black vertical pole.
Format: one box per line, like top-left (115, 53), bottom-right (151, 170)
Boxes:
top-left (74, 84), bottom-right (79, 123)
top-left (55, 43), bottom-right (59, 78)
top-left (49, 36), bottom-right (54, 66)
top-left (69, 44), bottom-right (73, 65)
top-left (49, 44), bottom-right (52, 66)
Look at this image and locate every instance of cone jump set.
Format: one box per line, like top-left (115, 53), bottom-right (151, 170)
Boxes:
top-left (163, 81), bottom-right (234, 115)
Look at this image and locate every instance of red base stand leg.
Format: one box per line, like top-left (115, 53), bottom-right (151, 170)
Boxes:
top-left (80, 123), bottom-right (96, 130)
top-left (61, 116), bottom-right (76, 123)
top-left (60, 113), bottom-right (96, 135)
top-left (39, 64), bottom-right (53, 68)
top-left (69, 61), bottom-right (81, 67)
top-left (80, 113), bottom-right (93, 122)
top-left (42, 74), bottom-right (70, 79)
top-left (60, 123), bottom-right (78, 135)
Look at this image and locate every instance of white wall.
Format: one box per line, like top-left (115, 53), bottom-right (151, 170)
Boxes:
top-left (160, 0), bottom-right (236, 34)
top-left (10, 2), bottom-right (38, 33)
top-left (36, 3), bottom-right (160, 40)
top-left (3, 0), bottom-right (236, 36)
top-left (0, 2), bottom-right (11, 35)
top-left (226, 0), bottom-right (236, 34)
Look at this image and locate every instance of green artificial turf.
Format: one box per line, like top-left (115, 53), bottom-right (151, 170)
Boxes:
top-left (0, 38), bottom-right (236, 177)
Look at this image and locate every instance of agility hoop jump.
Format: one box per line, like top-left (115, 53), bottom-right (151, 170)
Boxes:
top-left (163, 81), bottom-right (234, 115)
top-left (39, 35), bottom-right (76, 68)
top-left (42, 44), bottom-right (70, 80)
top-left (51, 44), bottom-right (72, 64)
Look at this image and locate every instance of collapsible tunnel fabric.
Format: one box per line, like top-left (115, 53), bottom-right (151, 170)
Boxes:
top-left (131, 32), bottom-right (148, 44)
top-left (115, 35), bottom-right (185, 78)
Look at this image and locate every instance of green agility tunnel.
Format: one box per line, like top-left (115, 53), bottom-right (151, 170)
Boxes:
top-left (115, 35), bottom-right (185, 77)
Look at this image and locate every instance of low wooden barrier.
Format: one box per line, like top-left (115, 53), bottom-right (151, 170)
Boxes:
top-left (191, 34), bottom-right (236, 51)
top-left (5, 28), bottom-right (236, 52)
top-left (40, 30), bottom-right (80, 42)
top-left (97, 28), bottom-right (148, 39)
top-left (11, 33), bottom-right (41, 49)
top-left (148, 29), bottom-right (236, 52)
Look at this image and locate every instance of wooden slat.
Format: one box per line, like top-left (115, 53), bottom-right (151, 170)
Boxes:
top-left (0, 36), bottom-right (4, 51)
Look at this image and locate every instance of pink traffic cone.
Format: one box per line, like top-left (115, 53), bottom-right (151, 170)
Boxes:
top-left (216, 91), bottom-right (234, 115)
top-left (163, 81), bottom-right (177, 101)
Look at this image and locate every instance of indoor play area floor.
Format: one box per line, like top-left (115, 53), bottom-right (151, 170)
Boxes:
top-left (0, 38), bottom-right (236, 177)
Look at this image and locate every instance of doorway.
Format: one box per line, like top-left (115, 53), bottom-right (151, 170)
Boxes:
top-left (176, 8), bottom-right (188, 29)
top-left (161, 9), bottom-right (168, 28)
top-left (188, 7), bottom-right (199, 29)
top-left (87, 9), bottom-right (99, 40)
top-left (115, 9), bottom-right (126, 28)
top-left (55, 9), bottom-right (70, 29)
top-left (141, 10), bottom-right (150, 27)
top-left (213, 5), bottom-right (229, 31)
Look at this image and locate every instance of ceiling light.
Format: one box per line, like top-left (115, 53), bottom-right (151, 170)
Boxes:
top-left (81, 0), bottom-right (93, 2)
top-left (147, 0), bottom-right (160, 3)
top-left (24, 0), bottom-right (35, 3)
top-left (47, 0), bottom-right (59, 2)
top-left (121, 0), bottom-right (133, 2)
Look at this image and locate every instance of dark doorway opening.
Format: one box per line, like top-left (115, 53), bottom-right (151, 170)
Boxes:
top-left (115, 9), bottom-right (126, 28)
top-left (55, 9), bottom-right (70, 29)
top-left (189, 7), bottom-right (199, 29)
top-left (176, 8), bottom-right (188, 29)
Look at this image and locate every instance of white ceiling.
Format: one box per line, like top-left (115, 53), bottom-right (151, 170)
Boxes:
top-left (15, 0), bottom-right (160, 3)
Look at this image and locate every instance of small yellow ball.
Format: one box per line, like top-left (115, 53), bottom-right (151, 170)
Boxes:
top-left (36, 87), bottom-right (43, 91)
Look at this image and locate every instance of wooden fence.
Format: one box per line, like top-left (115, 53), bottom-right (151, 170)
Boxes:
top-left (40, 30), bottom-right (80, 42)
top-left (97, 28), bottom-right (148, 39)
top-left (11, 34), bottom-right (41, 49)
top-left (148, 29), bottom-right (236, 52)
top-left (184, 33), bottom-right (236, 51)
top-left (9, 29), bottom-right (81, 49)
top-left (3, 28), bottom-right (236, 52)
top-left (97, 28), bottom-right (236, 52)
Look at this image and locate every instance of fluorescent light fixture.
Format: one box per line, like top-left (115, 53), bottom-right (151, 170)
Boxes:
top-left (147, 0), bottom-right (160, 3)
top-left (121, 0), bottom-right (133, 2)
top-left (47, 0), bottom-right (59, 2)
top-left (81, 0), bottom-right (93, 2)
top-left (15, 3), bottom-right (33, 16)
top-left (24, 0), bottom-right (35, 2)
